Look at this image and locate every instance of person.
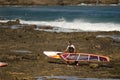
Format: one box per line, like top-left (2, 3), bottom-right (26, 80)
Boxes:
top-left (64, 41), bottom-right (78, 66)
top-left (65, 41), bottom-right (75, 53)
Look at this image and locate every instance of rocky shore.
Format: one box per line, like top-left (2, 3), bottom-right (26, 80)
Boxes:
top-left (0, 20), bottom-right (120, 80)
top-left (0, 0), bottom-right (120, 6)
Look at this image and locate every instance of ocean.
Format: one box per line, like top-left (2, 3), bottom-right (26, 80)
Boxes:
top-left (0, 6), bottom-right (120, 32)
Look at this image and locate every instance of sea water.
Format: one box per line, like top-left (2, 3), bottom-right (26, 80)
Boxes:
top-left (36, 76), bottom-right (119, 80)
top-left (0, 6), bottom-right (120, 32)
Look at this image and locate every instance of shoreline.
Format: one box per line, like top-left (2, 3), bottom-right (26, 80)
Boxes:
top-left (0, 21), bottom-right (120, 79)
top-left (0, 4), bottom-right (120, 7)
top-left (0, 19), bottom-right (120, 32)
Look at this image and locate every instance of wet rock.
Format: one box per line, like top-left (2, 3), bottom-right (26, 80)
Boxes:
top-left (6, 19), bottom-right (20, 25)
top-left (39, 26), bottom-right (54, 29)
top-left (21, 25), bottom-right (37, 30)
top-left (0, 26), bottom-right (120, 79)
top-left (89, 63), bottom-right (99, 68)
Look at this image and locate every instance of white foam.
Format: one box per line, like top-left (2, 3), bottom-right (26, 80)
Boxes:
top-left (0, 20), bottom-right (9, 23)
top-left (21, 19), bottom-right (120, 32)
top-left (1, 19), bottom-right (120, 32)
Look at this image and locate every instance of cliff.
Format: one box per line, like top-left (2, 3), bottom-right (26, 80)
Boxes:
top-left (0, 0), bottom-right (120, 5)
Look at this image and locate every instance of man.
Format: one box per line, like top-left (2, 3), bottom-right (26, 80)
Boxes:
top-left (65, 41), bottom-right (75, 53)
top-left (64, 41), bottom-right (78, 66)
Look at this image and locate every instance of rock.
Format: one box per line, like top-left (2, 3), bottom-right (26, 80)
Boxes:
top-left (39, 26), bottom-right (54, 29)
top-left (16, 19), bottom-right (20, 24)
top-left (89, 63), bottom-right (99, 68)
top-left (6, 19), bottom-right (20, 25)
top-left (21, 25), bottom-right (37, 31)
top-left (0, 0), bottom-right (119, 5)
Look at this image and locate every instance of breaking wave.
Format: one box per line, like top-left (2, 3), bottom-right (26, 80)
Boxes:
top-left (21, 18), bottom-right (120, 32)
top-left (0, 18), bottom-right (120, 32)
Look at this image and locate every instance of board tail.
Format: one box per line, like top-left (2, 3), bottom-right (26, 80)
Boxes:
top-left (43, 51), bottom-right (62, 59)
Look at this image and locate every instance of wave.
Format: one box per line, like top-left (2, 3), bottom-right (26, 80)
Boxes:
top-left (21, 19), bottom-right (120, 32)
top-left (0, 19), bottom-right (120, 32)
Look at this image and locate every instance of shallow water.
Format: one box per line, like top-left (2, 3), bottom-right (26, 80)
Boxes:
top-left (11, 50), bottom-right (32, 53)
top-left (35, 27), bottom-right (83, 32)
top-left (96, 35), bottom-right (120, 42)
top-left (37, 76), bottom-right (119, 80)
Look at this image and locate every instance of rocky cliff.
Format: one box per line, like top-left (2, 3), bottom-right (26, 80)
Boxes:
top-left (0, 0), bottom-right (120, 5)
